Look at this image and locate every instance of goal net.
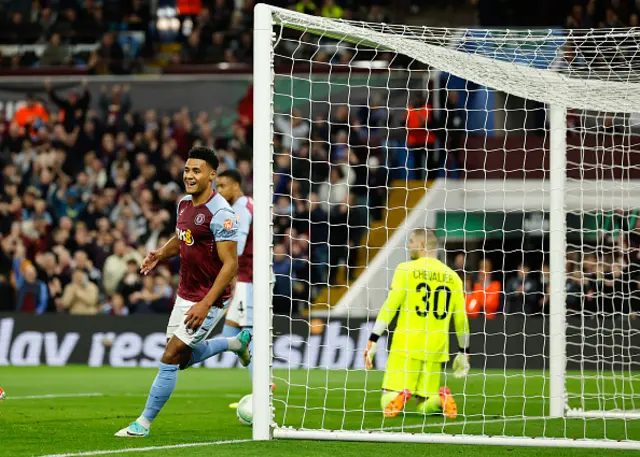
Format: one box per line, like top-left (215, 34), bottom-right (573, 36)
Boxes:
top-left (252, 4), bottom-right (640, 449)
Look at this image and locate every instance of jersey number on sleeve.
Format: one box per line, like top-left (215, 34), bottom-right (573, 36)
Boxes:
top-left (415, 283), bottom-right (451, 320)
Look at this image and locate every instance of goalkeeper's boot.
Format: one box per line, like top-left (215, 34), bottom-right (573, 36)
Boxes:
top-left (233, 329), bottom-right (252, 367)
top-left (114, 420), bottom-right (150, 438)
top-left (439, 386), bottom-right (458, 419)
top-left (383, 389), bottom-right (412, 418)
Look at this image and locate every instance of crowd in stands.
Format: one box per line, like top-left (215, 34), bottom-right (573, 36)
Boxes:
top-left (271, 103), bottom-right (388, 312)
top-left (0, 0), bottom-right (393, 71)
top-left (2, 0), bottom-right (640, 319)
top-left (564, 0), bottom-right (640, 29)
top-left (0, 76), bottom-right (392, 316)
top-left (458, 239), bottom-right (640, 319)
top-left (0, 80), bottom-right (261, 315)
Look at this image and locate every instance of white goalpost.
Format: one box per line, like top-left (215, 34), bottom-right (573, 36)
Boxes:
top-left (253, 3), bottom-right (640, 448)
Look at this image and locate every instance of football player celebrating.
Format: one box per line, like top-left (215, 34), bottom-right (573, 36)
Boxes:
top-left (115, 147), bottom-right (251, 437)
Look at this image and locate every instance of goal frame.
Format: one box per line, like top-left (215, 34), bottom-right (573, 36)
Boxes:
top-left (251, 3), bottom-right (638, 448)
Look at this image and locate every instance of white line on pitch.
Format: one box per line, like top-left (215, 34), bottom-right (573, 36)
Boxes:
top-left (366, 416), bottom-right (549, 432)
top-left (9, 393), bottom-right (104, 401)
top-left (34, 439), bottom-right (251, 457)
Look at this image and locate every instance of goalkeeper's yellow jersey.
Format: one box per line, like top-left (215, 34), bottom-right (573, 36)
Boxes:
top-left (376, 256), bottom-right (469, 362)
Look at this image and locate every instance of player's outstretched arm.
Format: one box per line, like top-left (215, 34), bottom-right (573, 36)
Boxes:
top-left (141, 236), bottom-right (180, 275)
top-left (364, 264), bottom-right (407, 370)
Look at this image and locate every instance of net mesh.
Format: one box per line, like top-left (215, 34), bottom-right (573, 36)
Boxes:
top-left (265, 7), bottom-right (640, 445)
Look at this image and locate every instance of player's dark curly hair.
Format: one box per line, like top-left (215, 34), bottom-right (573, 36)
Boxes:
top-left (188, 146), bottom-right (219, 171)
top-left (218, 168), bottom-right (243, 186)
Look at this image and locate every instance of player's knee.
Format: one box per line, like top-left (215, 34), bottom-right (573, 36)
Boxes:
top-left (161, 337), bottom-right (190, 365)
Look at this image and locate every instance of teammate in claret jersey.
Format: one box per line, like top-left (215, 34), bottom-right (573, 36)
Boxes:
top-left (364, 229), bottom-right (470, 419)
top-left (115, 147), bottom-right (252, 438)
top-left (216, 169), bottom-right (255, 405)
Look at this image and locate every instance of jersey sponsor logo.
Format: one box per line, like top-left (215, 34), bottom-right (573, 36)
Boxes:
top-left (223, 219), bottom-right (233, 230)
top-left (194, 213), bottom-right (206, 226)
top-left (177, 228), bottom-right (194, 246)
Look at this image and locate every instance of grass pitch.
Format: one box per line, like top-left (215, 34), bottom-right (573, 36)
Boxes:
top-left (1, 366), bottom-right (639, 457)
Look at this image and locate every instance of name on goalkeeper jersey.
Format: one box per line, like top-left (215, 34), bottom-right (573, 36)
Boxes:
top-left (413, 270), bottom-right (456, 284)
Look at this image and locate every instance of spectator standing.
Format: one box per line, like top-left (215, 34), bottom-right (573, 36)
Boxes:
top-left (439, 90), bottom-right (466, 171)
top-left (99, 84), bottom-right (132, 133)
top-left (60, 269), bottom-right (99, 315)
top-left (466, 259), bottom-right (502, 319)
top-left (35, 252), bottom-right (63, 313)
top-left (117, 259), bottom-right (143, 311)
top-left (274, 109), bottom-right (310, 153)
top-left (45, 79), bottom-right (91, 133)
top-left (88, 32), bottom-right (126, 75)
top-left (317, 166), bottom-right (351, 214)
top-left (405, 93), bottom-right (437, 180)
top-left (13, 245), bottom-right (48, 314)
top-left (13, 93), bottom-right (49, 129)
top-left (504, 263), bottom-right (542, 315)
top-left (103, 240), bottom-right (131, 296)
top-left (272, 243), bottom-right (292, 313)
top-left (40, 32), bottom-right (71, 67)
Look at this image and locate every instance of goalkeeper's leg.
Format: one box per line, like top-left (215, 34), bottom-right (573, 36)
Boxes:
top-left (415, 362), bottom-right (457, 419)
top-left (380, 352), bottom-right (419, 417)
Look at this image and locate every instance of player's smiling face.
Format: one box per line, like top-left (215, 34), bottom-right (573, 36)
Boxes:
top-left (183, 158), bottom-right (215, 195)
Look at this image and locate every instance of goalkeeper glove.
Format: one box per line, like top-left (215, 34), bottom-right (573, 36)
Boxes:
top-left (452, 352), bottom-right (470, 379)
top-left (364, 338), bottom-right (378, 371)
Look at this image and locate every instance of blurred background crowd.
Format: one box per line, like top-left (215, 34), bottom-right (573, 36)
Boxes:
top-left (0, 0), bottom-right (634, 71)
top-left (0, 0), bottom-right (638, 318)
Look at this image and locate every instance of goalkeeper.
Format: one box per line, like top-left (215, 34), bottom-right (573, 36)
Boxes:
top-left (364, 228), bottom-right (470, 419)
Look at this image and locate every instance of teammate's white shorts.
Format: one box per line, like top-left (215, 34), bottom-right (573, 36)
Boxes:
top-left (166, 295), bottom-right (230, 348)
top-left (226, 282), bottom-right (253, 327)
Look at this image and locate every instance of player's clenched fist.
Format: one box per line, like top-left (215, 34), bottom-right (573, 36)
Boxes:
top-left (364, 340), bottom-right (377, 370)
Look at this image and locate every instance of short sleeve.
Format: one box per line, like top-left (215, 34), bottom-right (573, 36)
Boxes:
top-left (235, 204), bottom-right (252, 236)
top-left (210, 208), bottom-right (239, 242)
